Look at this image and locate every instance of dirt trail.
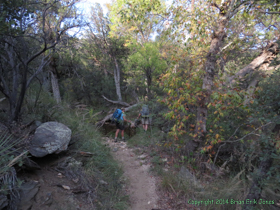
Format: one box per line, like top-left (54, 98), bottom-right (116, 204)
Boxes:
top-left (104, 137), bottom-right (159, 210)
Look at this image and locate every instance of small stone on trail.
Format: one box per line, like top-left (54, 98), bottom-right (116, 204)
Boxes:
top-left (99, 180), bottom-right (108, 185)
top-left (72, 178), bottom-right (79, 183)
top-left (113, 147), bottom-right (118, 152)
top-left (62, 185), bottom-right (71, 190)
top-left (57, 173), bottom-right (64, 178)
top-left (138, 154), bottom-right (148, 159)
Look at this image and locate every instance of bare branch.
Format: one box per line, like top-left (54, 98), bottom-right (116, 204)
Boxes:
top-left (214, 122), bottom-right (272, 164)
top-left (26, 56), bottom-right (52, 88)
top-left (102, 95), bottom-right (130, 107)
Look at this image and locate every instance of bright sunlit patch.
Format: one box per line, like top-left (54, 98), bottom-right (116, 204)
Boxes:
top-left (76, 0), bottom-right (111, 16)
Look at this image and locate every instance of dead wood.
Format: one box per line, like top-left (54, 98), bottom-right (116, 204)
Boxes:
top-left (75, 151), bottom-right (94, 157)
top-left (92, 110), bottom-right (104, 117)
top-left (102, 95), bottom-right (130, 107)
top-left (96, 114), bottom-right (113, 128)
top-left (96, 103), bottom-right (140, 128)
top-left (123, 103), bottom-right (139, 112)
top-left (8, 151), bottom-right (28, 167)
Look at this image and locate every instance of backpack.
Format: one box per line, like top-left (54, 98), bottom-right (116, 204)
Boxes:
top-left (141, 105), bottom-right (149, 117)
top-left (112, 109), bottom-right (123, 122)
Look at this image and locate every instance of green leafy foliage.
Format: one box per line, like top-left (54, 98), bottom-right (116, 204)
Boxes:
top-left (124, 42), bottom-right (167, 98)
top-left (109, 0), bottom-right (166, 43)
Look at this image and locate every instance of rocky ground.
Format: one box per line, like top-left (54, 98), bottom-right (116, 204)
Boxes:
top-left (15, 135), bottom-right (197, 210)
top-left (17, 152), bottom-right (96, 210)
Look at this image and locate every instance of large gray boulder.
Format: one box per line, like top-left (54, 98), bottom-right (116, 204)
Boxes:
top-left (29, 122), bottom-right (72, 157)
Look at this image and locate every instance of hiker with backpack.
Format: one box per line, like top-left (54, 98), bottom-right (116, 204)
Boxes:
top-left (113, 108), bottom-right (131, 142)
top-left (137, 105), bottom-right (150, 132)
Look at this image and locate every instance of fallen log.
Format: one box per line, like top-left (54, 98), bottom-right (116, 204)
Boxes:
top-left (102, 95), bottom-right (130, 107)
top-left (96, 114), bottom-right (113, 128)
top-left (96, 103), bottom-right (140, 128)
top-left (123, 103), bottom-right (139, 112)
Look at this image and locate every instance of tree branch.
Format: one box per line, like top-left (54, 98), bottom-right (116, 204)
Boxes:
top-left (102, 95), bottom-right (130, 107)
top-left (214, 122), bottom-right (272, 164)
top-left (228, 41), bottom-right (280, 85)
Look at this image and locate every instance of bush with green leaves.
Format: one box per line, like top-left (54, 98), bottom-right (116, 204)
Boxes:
top-left (62, 70), bottom-right (116, 105)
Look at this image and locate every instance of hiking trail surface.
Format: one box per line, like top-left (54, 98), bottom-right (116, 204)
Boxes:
top-left (104, 137), bottom-right (160, 210)
top-left (16, 133), bottom-right (190, 210)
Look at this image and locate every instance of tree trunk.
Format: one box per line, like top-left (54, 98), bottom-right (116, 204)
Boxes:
top-left (10, 65), bottom-right (28, 123)
top-left (113, 57), bottom-right (122, 101)
top-left (191, 0), bottom-right (195, 12)
top-left (102, 95), bottom-right (130, 106)
top-left (50, 71), bottom-right (61, 104)
top-left (146, 68), bottom-right (152, 100)
top-left (195, 16), bottom-right (228, 140)
top-left (50, 56), bottom-right (61, 104)
top-left (103, 65), bottom-right (108, 77)
top-left (228, 41), bottom-right (279, 85)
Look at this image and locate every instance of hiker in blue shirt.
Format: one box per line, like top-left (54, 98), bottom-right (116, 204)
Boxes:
top-left (137, 105), bottom-right (150, 132)
top-left (114, 108), bottom-right (131, 142)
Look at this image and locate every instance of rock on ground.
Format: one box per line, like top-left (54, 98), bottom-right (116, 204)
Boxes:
top-left (29, 122), bottom-right (71, 157)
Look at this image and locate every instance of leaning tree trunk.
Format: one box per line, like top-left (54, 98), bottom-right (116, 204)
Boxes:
top-left (50, 71), bottom-right (61, 104)
top-left (113, 57), bottom-right (122, 101)
top-left (50, 57), bottom-right (61, 104)
top-left (10, 65), bottom-right (28, 123)
top-left (195, 15), bottom-right (228, 141)
top-left (145, 67), bottom-right (152, 100)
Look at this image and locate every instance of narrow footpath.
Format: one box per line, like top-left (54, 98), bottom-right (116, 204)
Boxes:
top-left (104, 137), bottom-right (159, 210)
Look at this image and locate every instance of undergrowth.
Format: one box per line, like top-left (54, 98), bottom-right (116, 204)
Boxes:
top-left (22, 89), bottom-right (129, 210)
top-left (126, 125), bottom-right (280, 210)
top-left (52, 105), bottom-right (129, 210)
top-left (0, 132), bottom-right (25, 210)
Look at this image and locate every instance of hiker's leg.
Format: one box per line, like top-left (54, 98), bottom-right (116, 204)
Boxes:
top-left (144, 124), bottom-right (148, 131)
top-left (144, 118), bottom-right (149, 131)
top-left (141, 118), bottom-right (145, 130)
top-left (144, 124), bottom-right (147, 131)
top-left (115, 129), bottom-right (120, 138)
top-left (121, 130), bottom-right (124, 138)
